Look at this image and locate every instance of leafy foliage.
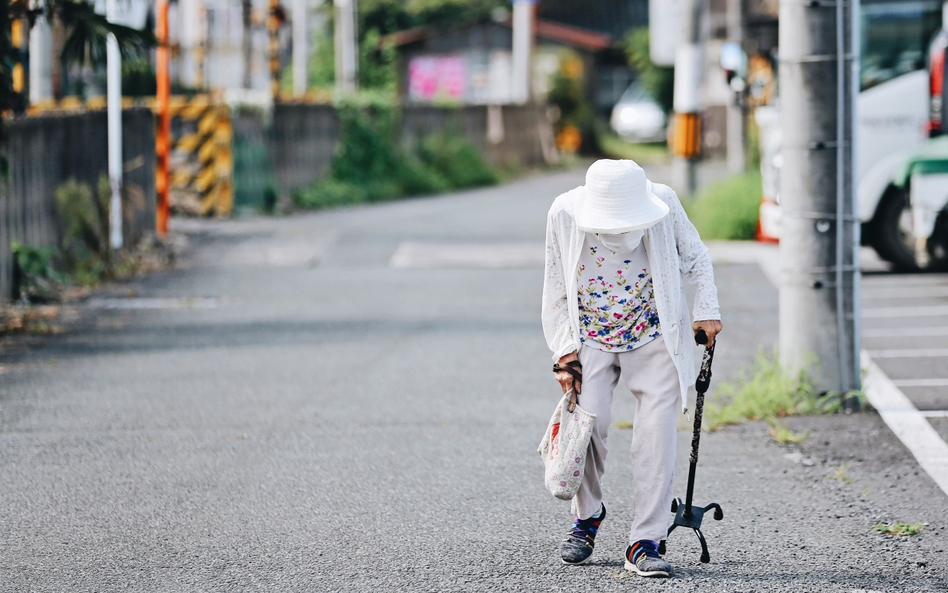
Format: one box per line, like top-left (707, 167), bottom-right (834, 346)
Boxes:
top-left (295, 104), bottom-right (497, 210)
top-left (704, 347), bottom-right (841, 431)
top-left (54, 176), bottom-right (111, 284)
top-left (620, 28), bottom-right (674, 115)
top-left (874, 522), bottom-right (923, 536)
top-left (11, 241), bottom-right (64, 303)
top-left (685, 171), bottom-right (762, 241)
top-left (57, 0), bottom-right (154, 68)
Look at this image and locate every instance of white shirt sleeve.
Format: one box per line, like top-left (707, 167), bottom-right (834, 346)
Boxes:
top-left (542, 208), bottom-right (579, 361)
top-left (669, 195), bottom-right (722, 322)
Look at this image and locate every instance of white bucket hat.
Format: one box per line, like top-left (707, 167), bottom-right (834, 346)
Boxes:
top-left (575, 159), bottom-right (669, 234)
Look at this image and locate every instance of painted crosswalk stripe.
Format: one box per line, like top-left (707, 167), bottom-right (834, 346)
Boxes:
top-left (861, 351), bottom-right (948, 499)
top-left (862, 306), bottom-right (948, 318)
top-left (920, 411), bottom-right (948, 418)
top-left (867, 349), bottom-right (948, 358)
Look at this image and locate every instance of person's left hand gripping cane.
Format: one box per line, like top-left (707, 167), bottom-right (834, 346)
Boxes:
top-left (693, 320), bottom-right (723, 346)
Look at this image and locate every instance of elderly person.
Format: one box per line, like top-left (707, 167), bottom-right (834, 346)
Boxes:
top-left (541, 159), bottom-right (722, 577)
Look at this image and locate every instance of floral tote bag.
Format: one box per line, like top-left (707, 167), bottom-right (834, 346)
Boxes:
top-left (537, 388), bottom-right (596, 500)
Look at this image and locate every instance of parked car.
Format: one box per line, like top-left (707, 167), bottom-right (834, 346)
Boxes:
top-left (609, 81), bottom-right (667, 143)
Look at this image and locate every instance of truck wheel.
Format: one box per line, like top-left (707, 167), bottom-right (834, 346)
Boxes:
top-left (869, 186), bottom-right (919, 271)
top-left (926, 211), bottom-right (948, 272)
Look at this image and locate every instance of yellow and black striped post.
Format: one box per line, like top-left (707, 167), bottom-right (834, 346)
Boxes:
top-left (165, 96), bottom-right (234, 216)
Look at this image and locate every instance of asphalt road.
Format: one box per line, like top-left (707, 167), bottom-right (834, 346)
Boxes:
top-left (1, 169), bottom-right (946, 591)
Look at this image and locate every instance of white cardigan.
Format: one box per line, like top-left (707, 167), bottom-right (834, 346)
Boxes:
top-left (541, 181), bottom-right (721, 411)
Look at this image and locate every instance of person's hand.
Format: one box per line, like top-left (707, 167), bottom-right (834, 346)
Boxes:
top-left (554, 351), bottom-right (581, 394)
top-left (693, 320), bottom-right (723, 346)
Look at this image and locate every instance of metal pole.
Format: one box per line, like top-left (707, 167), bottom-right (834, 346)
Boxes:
top-left (671, 0), bottom-right (702, 196)
top-left (293, 0), bottom-right (308, 96)
top-left (778, 0), bottom-right (859, 394)
top-left (334, 0), bottom-right (357, 97)
top-left (156, 0), bottom-right (171, 238)
top-left (511, 0), bottom-right (535, 105)
top-left (106, 0), bottom-right (123, 251)
top-left (725, 0), bottom-right (745, 174)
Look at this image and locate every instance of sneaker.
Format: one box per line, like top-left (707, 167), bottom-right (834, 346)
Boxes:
top-left (625, 539), bottom-right (671, 577)
top-left (559, 504), bottom-right (606, 565)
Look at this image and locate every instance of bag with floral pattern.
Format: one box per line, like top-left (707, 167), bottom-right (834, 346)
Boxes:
top-left (537, 387), bottom-right (596, 500)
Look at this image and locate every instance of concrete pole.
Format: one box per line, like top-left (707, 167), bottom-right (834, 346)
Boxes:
top-left (671, 0), bottom-right (702, 196)
top-left (293, 0), bottom-right (308, 96)
top-left (725, 0), bottom-right (745, 174)
top-left (105, 0), bottom-right (123, 251)
top-left (511, 0), bottom-right (535, 105)
top-left (778, 0), bottom-right (860, 395)
top-left (334, 0), bottom-right (357, 97)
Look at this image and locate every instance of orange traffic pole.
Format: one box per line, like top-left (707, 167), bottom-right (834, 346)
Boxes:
top-left (156, 0), bottom-right (171, 237)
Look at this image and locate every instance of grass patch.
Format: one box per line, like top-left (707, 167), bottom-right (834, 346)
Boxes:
top-left (685, 170), bottom-right (762, 241)
top-left (704, 348), bottom-right (842, 431)
top-left (767, 418), bottom-right (808, 444)
top-left (615, 419), bottom-right (634, 430)
top-left (828, 462), bottom-right (854, 484)
top-left (597, 131), bottom-right (670, 165)
top-left (874, 522), bottom-right (923, 536)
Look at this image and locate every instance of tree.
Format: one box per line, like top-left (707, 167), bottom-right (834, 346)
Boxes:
top-left (620, 27), bottom-right (674, 114)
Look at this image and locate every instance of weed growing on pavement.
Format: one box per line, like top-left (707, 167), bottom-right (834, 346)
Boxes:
top-left (874, 522), bottom-right (923, 536)
top-left (704, 347), bottom-right (841, 431)
top-left (685, 171), bottom-right (763, 241)
top-left (767, 418), bottom-right (808, 443)
top-left (615, 419), bottom-right (634, 430)
top-left (828, 462), bottom-right (854, 484)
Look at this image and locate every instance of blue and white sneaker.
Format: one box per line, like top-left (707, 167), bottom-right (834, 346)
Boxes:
top-left (559, 504), bottom-right (606, 565)
top-left (625, 539), bottom-right (671, 577)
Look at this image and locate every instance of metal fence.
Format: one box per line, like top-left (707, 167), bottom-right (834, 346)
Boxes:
top-left (0, 108), bottom-right (156, 302)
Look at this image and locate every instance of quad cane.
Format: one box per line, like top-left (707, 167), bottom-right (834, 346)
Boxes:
top-left (657, 329), bottom-right (724, 563)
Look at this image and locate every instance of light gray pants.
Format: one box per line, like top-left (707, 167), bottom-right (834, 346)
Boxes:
top-left (571, 337), bottom-right (681, 544)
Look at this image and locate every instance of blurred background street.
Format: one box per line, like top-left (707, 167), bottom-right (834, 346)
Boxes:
top-left (3, 0), bottom-right (948, 589)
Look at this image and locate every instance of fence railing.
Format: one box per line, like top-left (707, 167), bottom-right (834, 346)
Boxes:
top-left (1, 108), bottom-right (156, 303)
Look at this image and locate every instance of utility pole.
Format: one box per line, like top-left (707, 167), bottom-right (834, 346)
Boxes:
top-left (671, 0), bottom-right (702, 196)
top-left (511, 0), bottom-right (535, 105)
top-left (105, 0), bottom-right (123, 251)
top-left (725, 0), bottom-right (745, 174)
top-left (333, 0), bottom-right (357, 97)
top-left (779, 0), bottom-right (860, 397)
top-left (156, 0), bottom-right (171, 237)
top-left (293, 0), bottom-right (308, 96)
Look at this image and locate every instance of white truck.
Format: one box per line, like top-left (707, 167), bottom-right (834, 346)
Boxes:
top-left (757, 0), bottom-right (947, 271)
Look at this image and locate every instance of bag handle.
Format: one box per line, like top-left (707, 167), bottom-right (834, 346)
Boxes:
top-left (553, 360), bottom-right (583, 412)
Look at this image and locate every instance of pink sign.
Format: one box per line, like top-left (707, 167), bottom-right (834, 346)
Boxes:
top-left (408, 56), bottom-right (467, 103)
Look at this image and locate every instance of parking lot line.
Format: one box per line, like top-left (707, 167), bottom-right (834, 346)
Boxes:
top-left (892, 378), bottom-right (948, 387)
top-left (867, 348), bottom-right (948, 358)
top-left (861, 351), bottom-right (948, 498)
top-left (862, 306), bottom-right (948, 318)
top-left (862, 326), bottom-right (948, 338)
top-left (862, 286), bottom-right (948, 299)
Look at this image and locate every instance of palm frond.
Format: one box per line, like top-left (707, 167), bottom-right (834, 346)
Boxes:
top-left (57, 0), bottom-right (155, 68)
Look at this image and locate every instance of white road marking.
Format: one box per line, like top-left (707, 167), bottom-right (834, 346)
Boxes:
top-left (862, 326), bottom-right (948, 338)
top-left (862, 286), bottom-right (948, 299)
top-left (85, 297), bottom-right (220, 310)
top-left (892, 378), bottom-right (948, 387)
top-left (862, 306), bottom-right (948, 318)
top-left (921, 411), bottom-right (948, 418)
top-left (867, 348), bottom-right (948, 358)
top-left (390, 242), bottom-right (544, 269)
top-left (861, 351), bottom-right (948, 499)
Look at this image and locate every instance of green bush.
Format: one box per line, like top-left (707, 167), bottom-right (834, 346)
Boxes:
top-left (686, 171), bottom-right (762, 241)
top-left (295, 103), bottom-right (498, 211)
top-left (417, 133), bottom-right (499, 188)
top-left (53, 177), bottom-right (112, 285)
top-left (11, 240), bottom-right (64, 303)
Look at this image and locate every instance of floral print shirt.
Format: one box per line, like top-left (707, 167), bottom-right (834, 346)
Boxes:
top-left (576, 233), bottom-right (661, 352)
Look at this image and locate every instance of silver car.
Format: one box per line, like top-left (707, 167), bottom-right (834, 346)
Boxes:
top-left (609, 81), bottom-right (667, 143)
